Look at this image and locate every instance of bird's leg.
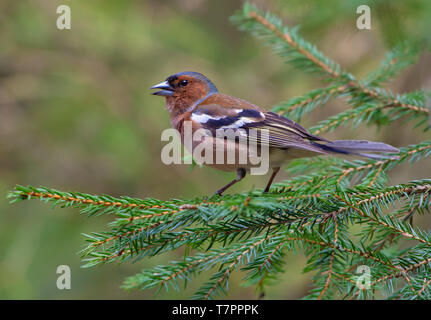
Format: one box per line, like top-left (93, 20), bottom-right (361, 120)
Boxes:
top-left (214, 168), bottom-right (246, 196)
top-left (263, 167), bottom-right (280, 193)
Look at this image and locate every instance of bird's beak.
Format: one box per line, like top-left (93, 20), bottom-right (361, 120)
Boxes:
top-left (150, 81), bottom-right (174, 96)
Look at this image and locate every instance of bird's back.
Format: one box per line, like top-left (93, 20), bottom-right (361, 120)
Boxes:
top-left (198, 93), bottom-right (265, 112)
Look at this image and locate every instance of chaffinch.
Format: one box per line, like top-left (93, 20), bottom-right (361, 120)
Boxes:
top-left (151, 71), bottom-right (399, 195)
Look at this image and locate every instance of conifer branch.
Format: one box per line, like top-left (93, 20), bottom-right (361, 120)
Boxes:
top-left (233, 3), bottom-right (429, 127)
top-left (365, 43), bottom-right (419, 87)
top-left (273, 84), bottom-right (348, 121)
top-left (317, 216), bottom-right (338, 299)
top-left (231, 3), bottom-right (345, 79)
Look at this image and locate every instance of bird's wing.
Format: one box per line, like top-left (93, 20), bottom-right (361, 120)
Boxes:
top-left (190, 104), bottom-right (330, 154)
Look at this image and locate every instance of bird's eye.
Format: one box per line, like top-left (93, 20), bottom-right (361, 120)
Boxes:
top-left (180, 80), bottom-right (188, 87)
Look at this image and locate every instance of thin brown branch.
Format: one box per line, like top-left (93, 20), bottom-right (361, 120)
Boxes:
top-left (278, 84), bottom-right (348, 115)
top-left (329, 184), bottom-right (431, 220)
top-left (357, 85), bottom-right (429, 115)
top-left (203, 236), bottom-right (268, 300)
top-left (417, 278), bottom-right (431, 297)
top-left (248, 11), bottom-right (340, 78)
top-left (246, 8), bottom-right (429, 117)
top-left (334, 193), bottom-right (429, 244)
top-left (367, 164), bottom-right (384, 187)
top-left (318, 216), bottom-right (338, 299)
top-left (372, 257), bottom-right (431, 286)
top-left (23, 190), bottom-right (172, 212)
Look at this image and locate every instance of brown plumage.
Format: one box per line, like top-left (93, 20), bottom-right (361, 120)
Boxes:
top-left (152, 71), bottom-right (399, 195)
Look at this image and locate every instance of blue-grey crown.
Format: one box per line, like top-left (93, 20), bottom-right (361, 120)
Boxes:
top-left (169, 71), bottom-right (218, 94)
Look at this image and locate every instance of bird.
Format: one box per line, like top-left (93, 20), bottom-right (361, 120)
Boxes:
top-left (151, 71), bottom-right (399, 195)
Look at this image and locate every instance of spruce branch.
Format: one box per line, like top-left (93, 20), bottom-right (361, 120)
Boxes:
top-left (365, 42), bottom-right (420, 86)
top-left (317, 216), bottom-right (338, 300)
top-left (234, 3), bottom-right (429, 126)
top-left (231, 3), bottom-right (345, 79)
top-left (272, 84), bottom-right (349, 121)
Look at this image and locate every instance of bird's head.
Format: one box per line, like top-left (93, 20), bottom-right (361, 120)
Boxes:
top-left (151, 71), bottom-right (218, 114)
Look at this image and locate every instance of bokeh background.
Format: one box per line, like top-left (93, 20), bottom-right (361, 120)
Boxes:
top-left (1, 0), bottom-right (430, 299)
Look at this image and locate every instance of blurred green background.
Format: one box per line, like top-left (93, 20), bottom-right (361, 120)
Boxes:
top-left (1, 0), bottom-right (430, 299)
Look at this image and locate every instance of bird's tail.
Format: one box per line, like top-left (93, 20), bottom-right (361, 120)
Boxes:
top-left (311, 140), bottom-right (400, 159)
